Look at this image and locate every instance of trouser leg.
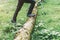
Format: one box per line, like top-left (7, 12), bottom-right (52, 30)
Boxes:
top-left (11, 0), bottom-right (24, 23)
top-left (27, 1), bottom-right (35, 16)
top-left (24, 0), bottom-right (36, 17)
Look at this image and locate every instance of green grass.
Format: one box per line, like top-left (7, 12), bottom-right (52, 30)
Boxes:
top-left (0, 0), bottom-right (29, 40)
top-left (31, 0), bottom-right (60, 40)
top-left (0, 0), bottom-right (60, 40)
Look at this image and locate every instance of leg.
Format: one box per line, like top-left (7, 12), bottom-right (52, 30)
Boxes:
top-left (11, 0), bottom-right (24, 23)
top-left (27, 1), bottom-right (36, 17)
top-left (24, 0), bottom-right (36, 17)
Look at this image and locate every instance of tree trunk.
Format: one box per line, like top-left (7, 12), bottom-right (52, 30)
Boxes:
top-left (14, 0), bottom-right (41, 40)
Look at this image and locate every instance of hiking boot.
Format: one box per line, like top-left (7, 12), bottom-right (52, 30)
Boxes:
top-left (27, 14), bottom-right (36, 17)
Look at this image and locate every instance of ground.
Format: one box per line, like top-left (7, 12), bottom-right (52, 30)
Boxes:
top-left (0, 0), bottom-right (60, 40)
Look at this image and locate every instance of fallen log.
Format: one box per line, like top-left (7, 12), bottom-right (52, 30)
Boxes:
top-left (14, 0), bottom-right (41, 40)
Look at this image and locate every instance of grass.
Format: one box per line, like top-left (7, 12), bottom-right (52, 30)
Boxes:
top-left (0, 0), bottom-right (60, 40)
top-left (31, 0), bottom-right (60, 40)
top-left (0, 0), bottom-right (29, 40)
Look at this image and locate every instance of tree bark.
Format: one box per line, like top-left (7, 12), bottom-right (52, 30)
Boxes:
top-left (14, 0), bottom-right (40, 40)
